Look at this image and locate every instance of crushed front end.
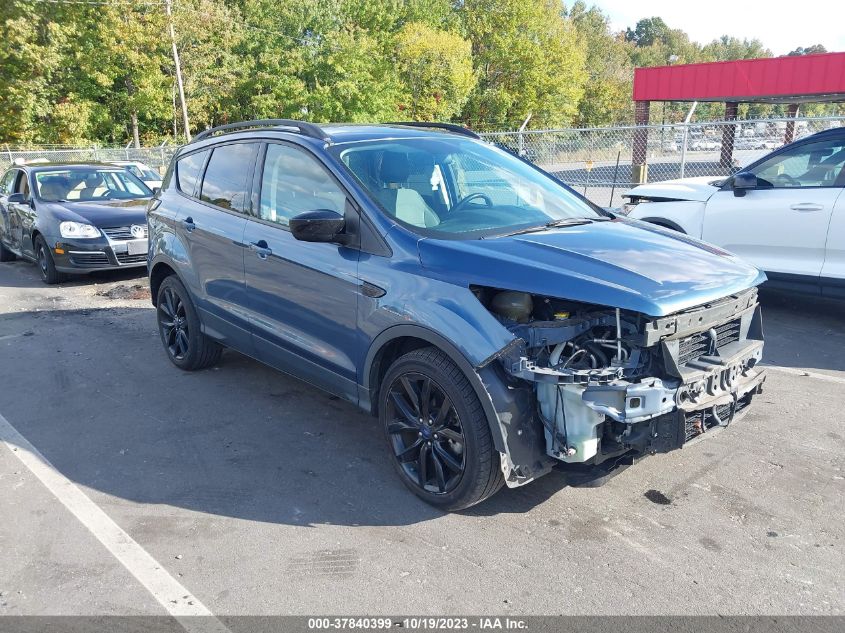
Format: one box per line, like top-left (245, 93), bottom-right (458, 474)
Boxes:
top-left (475, 286), bottom-right (766, 485)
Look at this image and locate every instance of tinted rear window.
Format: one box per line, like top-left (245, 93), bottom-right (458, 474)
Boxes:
top-left (200, 143), bottom-right (258, 212)
top-left (176, 150), bottom-right (209, 196)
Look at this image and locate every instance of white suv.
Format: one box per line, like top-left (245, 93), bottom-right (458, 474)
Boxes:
top-left (622, 129), bottom-right (845, 298)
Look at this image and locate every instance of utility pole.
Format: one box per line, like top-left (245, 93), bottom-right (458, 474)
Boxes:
top-left (165, 0), bottom-right (191, 142)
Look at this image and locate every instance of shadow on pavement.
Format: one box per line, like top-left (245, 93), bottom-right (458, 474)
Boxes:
top-left (0, 283), bottom-right (840, 529)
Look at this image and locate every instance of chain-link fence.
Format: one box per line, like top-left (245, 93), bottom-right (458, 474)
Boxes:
top-left (0, 143), bottom-right (178, 176)
top-left (4, 115), bottom-right (843, 207)
top-left (481, 115), bottom-right (845, 207)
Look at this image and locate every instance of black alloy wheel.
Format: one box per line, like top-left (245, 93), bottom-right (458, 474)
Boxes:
top-left (155, 275), bottom-right (222, 371)
top-left (385, 372), bottom-right (466, 495)
top-left (379, 347), bottom-right (504, 510)
top-left (158, 285), bottom-right (190, 361)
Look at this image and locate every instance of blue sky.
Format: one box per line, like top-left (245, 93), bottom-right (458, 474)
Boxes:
top-left (593, 0), bottom-right (845, 56)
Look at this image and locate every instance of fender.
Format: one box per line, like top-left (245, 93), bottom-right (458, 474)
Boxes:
top-left (361, 323), bottom-right (554, 487)
top-left (147, 218), bottom-right (191, 305)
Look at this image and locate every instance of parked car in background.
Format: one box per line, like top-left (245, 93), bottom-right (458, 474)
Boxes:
top-left (147, 119), bottom-right (767, 510)
top-left (621, 128), bottom-right (845, 298)
top-left (110, 160), bottom-right (163, 189)
top-left (689, 137), bottom-right (720, 151)
top-left (0, 163), bottom-right (152, 283)
top-left (735, 137), bottom-right (781, 151)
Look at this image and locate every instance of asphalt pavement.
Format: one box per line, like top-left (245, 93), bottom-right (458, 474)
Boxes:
top-left (0, 260), bottom-right (842, 617)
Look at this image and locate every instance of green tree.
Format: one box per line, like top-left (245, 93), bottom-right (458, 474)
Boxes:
top-left (0, 1), bottom-right (80, 143)
top-left (460, 0), bottom-right (587, 129)
top-left (624, 17), bottom-right (669, 47)
top-left (701, 36), bottom-right (770, 62)
top-left (569, 2), bottom-right (634, 126)
top-left (788, 44), bottom-right (827, 56)
top-left (395, 22), bottom-right (476, 121)
top-left (78, 4), bottom-right (170, 146)
top-left (174, 0), bottom-right (248, 133)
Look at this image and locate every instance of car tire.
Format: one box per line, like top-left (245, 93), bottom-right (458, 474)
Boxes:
top-left (0, 239), bottom-right (16, 262)
top-left (35, 236), bottom-right (65, 284)
top-left (379, 346), bottom-right (504, 511)
top-left (156, 275), bottom-right (222, 371)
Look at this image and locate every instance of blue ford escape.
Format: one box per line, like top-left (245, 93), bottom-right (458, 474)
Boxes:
top-left (148, 120), bottom-right (767, 510)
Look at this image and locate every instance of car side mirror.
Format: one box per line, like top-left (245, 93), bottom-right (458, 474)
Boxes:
top-left (732, 172), bottom-right (757, 197)
top-left (290, 209), bottom-right (346, 243)
top-left (7, 192), bottom-right (26, 204)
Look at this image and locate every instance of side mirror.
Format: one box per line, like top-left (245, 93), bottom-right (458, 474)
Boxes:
top-left (7, 193), bottom-right (26, 204)
top-left (732, 172), bottom-right (757, 197)
top-left (290, 209), bottom-right (346, 243)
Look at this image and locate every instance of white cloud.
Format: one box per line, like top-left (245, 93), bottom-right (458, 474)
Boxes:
top-left (592, 0), bottom-right (845, 56)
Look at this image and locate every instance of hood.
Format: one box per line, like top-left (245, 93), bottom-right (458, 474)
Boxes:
top-left (625, 176), bottom-right (724, 202)
top-left (42, 198), bottom-right (149, 227)
top-left (418, 218), bottom-right (766, 317)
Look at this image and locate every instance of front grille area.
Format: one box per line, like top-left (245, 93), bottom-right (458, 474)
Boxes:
top-left (684, 393), bottom-right (752, 441)
top-left (103, 225), bottom-right (147, 240)
top-left (116, 252), bottom-right (147, 265)
top-left (69, 251), bottom-right (109, 267)
top-left (677, 318), bottom-right (742, 365)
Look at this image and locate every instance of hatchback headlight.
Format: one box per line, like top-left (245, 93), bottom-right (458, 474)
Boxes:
top-left (59, 222), bottom-right (101, 239)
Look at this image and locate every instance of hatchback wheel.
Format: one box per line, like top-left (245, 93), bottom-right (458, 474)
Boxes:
top-left (380, 347), bottom-right (504, 511)
top-left (35, 236), bottom-right (64, 285)
top-left (156, 275), bottom-right (222, 370)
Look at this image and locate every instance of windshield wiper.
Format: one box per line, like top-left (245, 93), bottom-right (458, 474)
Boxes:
top-left (491, 216), bottom-right (608, 238)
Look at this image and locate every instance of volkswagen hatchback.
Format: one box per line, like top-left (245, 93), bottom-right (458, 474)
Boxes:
top-left (148, 120), bottom-right (767, 510)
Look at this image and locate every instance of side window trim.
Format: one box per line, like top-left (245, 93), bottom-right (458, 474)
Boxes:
top-left (198, 140), bottom-right (259, 214)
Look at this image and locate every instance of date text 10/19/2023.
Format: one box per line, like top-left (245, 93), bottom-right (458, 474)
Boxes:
top-left (307, 617), bottom-right (529, 630)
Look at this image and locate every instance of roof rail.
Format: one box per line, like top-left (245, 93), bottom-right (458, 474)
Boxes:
top-left (191, 119), bottom-right (330, 143)
top-left (385, 122), bottom-right (481, 140)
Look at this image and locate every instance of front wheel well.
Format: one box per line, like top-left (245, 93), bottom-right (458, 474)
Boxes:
top-left (368, 336), bottom-right (447, 416)
top-left (149, 262), bottom-right (177, 305)
top-left (642, 217), bottom-right (686, 234)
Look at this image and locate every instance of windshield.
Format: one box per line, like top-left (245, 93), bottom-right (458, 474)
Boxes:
top-left (331, 137), bottom-right (602, 238)
top-left (35, 168), bottom-right (152, 202)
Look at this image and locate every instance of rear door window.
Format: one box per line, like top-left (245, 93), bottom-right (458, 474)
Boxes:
top-left (176, 149), bottom-right (209, 196)
top-left (200, 143), bottom-right (259, 212)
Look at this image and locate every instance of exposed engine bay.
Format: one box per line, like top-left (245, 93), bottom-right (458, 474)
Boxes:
top-left (472, 285), bottom-right (766, 484)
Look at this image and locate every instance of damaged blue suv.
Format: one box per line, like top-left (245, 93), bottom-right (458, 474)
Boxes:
top-left (148, 120), bottom-right (767, 510)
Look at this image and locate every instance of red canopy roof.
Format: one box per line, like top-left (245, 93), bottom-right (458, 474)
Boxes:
top-left (633, 52), bottom-right (845, 103)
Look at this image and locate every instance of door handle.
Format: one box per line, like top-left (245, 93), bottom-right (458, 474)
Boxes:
top-left (790, 203), bottom-right (824, 212)
top-left (249, 240), bottom-right (272, 259)
top-left (182, 217), bottom-right (196, 232)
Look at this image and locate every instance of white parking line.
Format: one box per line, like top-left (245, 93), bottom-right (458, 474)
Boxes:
top-left (764, 364), bottom-right (845, 385)
top-left (0, 411), bottom-right (230, 633)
